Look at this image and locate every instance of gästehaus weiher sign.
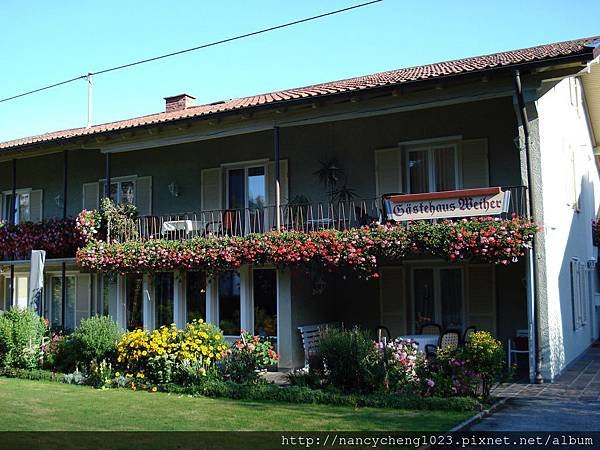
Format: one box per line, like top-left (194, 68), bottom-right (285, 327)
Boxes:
top-left (384, 187), bottom-right (510, 221)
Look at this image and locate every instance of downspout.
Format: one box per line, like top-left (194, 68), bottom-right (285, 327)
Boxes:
top-left (513, 69), bottom-right (544, 384)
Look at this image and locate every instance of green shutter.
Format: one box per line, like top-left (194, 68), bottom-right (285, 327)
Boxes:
top-left (461, 139), bottom-right (489, 188)
top-left (135, 177), bottom-right (152, 216)
top-left (375, 148), bottom-right (402, 198)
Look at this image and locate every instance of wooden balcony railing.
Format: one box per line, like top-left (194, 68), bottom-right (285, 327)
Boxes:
top-left (115, 186), bottom-right (527, 243)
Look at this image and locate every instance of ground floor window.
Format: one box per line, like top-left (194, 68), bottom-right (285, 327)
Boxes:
top-left (186, 271), bottom-right (206, 322)
top-left (3, 275), bottom-right (29, 309)
top-left (50, 276), bottom-right (76, 330)
top-left (126, 274), bottom-right (143, 331)
top-left (154, 273), bottom-right (174, 328)
top-left (412, 267), bottom-right (463, 332)
top-left (219, 270), bottom-right (240, 335)
top-left (253, 269), bottom-right (277, 338)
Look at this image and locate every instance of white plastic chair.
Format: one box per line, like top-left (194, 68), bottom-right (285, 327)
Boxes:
top-left (507, 329), bottom-right (529, 368)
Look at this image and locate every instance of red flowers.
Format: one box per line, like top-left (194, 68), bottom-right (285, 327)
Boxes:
top-left (76, 217), bottom-right (537, 279)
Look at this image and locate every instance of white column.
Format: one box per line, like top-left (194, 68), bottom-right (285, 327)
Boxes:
top-left (206, 275), bottom-right (219, 326)
top-left (276, 268), bottom-right (294, 369)
top-left (174, 271), bottom-right (186, 328)
top-left (239, 266), bottom-right (253, 334)
top-left (142, 273), bottom-right (153, 330)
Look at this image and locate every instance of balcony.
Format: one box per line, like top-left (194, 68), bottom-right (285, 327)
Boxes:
top-left (111, 185), bottom-right (528, 243)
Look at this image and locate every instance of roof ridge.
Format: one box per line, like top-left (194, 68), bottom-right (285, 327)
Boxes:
top-left (2, 35), bottom-right (598, 150)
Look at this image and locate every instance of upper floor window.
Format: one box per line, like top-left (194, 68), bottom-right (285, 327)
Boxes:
top-left (109, 178), bottom-right (136, 205)
top-left (1, 189), bottom-right (42, 224)
top-left (407, 145), bottom-right (458, 193)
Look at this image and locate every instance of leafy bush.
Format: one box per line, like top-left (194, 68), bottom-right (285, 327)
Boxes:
top-left (70, 315), bottom-right (122, 368)
top-left (315, 327), bottom-right (381, 393)
top-left (463, 331), bottom-right (504, 398)
top-left (0, 367), bottom-right (63, 382)
top-left (286, 368), bottom-right (322, 389)
top-left (379, 338), bottom-right (424, 393)
top-left (0, 308), bottom-right (47, 369)
top-left (116, 320), bottom-right (228, 384)
top-left (221, 331), bottom-right (279, 384)
top-left (418, 331), bottom-right (504, 399)
top-left (168, 379), bottom-right (481, 412)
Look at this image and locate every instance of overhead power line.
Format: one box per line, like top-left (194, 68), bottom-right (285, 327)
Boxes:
top-left (0, 0), bottom-right (383, 104)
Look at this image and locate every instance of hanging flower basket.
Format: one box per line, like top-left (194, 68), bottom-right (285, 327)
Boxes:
top-left (593, 220), bottom-right (600, 247)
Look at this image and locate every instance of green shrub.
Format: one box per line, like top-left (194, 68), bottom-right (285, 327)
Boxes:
top-left (464, 331), bottom-right (504, 398)
top-left (168, 379), bottom-right (480, 411)
top-left (315, 327), bottom-right (381, 393)
top-left (70, 316), bottom-right (122, 368)
top-left (221, 332), bottom-right (279, 384)
top-left (0, 308), bottom-right (47, 369)
top-left (0, 367), bottom-right (63, 382)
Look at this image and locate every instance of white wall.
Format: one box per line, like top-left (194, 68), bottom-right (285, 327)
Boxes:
top-left (537, 76), bottom-right (600, 379)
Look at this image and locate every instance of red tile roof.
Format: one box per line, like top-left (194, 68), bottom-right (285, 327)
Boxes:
top-left (2, 35), bottom-right (598, 152)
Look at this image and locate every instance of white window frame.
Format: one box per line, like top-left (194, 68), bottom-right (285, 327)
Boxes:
top-left (410, 265), bottom-right (465, 333)
top-left (2, 273), bottom-right (29, 309)
top-left (99, 175), bottom-right (138, 205)
top-left (571, 258), bottom-right (590, 331)
top-left (2, 188), bottom-right (33, 223)
top-left (45, 272), bottom-right (78, 330)
top-left (224, 163), bottom-right (267, 210)
top-left (405, 143), bottom-right (460, 194)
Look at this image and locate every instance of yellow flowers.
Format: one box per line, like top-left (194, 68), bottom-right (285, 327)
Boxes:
top-left (115, 319), bottom-right (228, 379)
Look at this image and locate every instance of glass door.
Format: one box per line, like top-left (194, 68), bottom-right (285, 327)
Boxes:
top-left (126, 274), bottom-right (143, 331)
top-left (227, 166), bottom-right (266, 234)
top-left (50, 276), bottom-right (76, 330)
top-left (253, 269), bottom-right (277, 340)
top-left (412, 267), bottom-right (464, 333)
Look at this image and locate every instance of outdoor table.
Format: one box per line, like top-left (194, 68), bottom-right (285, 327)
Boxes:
top-left (161, 220), bottom-right (205, 236)
top-left (397, 334), bottom-right (439, 353)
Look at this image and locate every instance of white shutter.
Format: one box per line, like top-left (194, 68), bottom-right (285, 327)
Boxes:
top-left (29, 189), bottom-right (43, 222)
top-left (76, 274), bottom-right (91, 327)
top-left (379, 266), bottom-right (406, 336)
top-left (267, 159), bottom-right (289, 205)
top-left (82, 182), bottom-right (100, 211)
top-left (375, 148), bottom-right (402, 198)
top-left (135, 176), bottom-right (152, 216)
top-left (201, 168), bottom-right (223, 211)
top-left (461, 139), bottom-right (489, 188)
top-left (467, 265), bottom-right (496, 335)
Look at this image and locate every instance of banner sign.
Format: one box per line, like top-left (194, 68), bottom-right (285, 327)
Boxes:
top-left (384, 187), bottom-right (510, 222)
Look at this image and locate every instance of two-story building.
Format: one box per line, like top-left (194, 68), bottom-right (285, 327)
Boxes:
top-left (1, 36), bottom-right (599, 381)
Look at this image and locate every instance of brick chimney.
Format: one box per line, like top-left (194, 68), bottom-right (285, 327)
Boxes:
top-left (164, 94), bottom-right (196, 113)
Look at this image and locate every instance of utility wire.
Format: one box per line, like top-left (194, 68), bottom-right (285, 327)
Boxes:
top-left (0, 0), bottom-right (382, 104)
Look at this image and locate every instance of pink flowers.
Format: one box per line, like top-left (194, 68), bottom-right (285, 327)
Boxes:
top-left (76, 217), bottom-right (537, 278)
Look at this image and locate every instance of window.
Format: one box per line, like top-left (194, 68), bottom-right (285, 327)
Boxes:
top-left (154, 273), bottom-right (174, 328)
top-left (3, 275), bottom-right (29, 309)
top-left (407, 145), bottom-right (458, 193)
top-left (412, 267), bottom-right (464, 332)
top-left (50, 276), bottom-right (76, 330)
top-left (571, 259), bottom-right (590, 330)
top-left (218, 270), bottom-right (241, 335)
top-left (3, 192), bottom-right (30, 223)
top-left (253, 269), bottom-right (277, 339)
top-left (227, 165), bottom-right (266, 233)
top-left (126, 274), bottom-right (143, 331)
top-left (107, 178), bottom-right (136, 205)
top-left (186, 272), bottom-right (206, 322)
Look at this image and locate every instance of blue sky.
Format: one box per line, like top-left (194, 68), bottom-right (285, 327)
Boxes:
top-left (0, 0), bottom-right (599, 142)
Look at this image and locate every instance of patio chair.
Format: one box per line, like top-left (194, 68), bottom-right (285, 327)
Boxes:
top-left (297, 322), bottom-right (341, 367)
top-left (419, 322), bottom-right (442, 336)
top-left (425, 330), bottom-right (460, 358)
top-left (508, 329), bottom-right (529, 369)
top-left (463, 326), bottom-right (477, 345)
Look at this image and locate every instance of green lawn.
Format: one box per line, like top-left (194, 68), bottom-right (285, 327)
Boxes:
top-left (0, 377), bottom-right (470, 432)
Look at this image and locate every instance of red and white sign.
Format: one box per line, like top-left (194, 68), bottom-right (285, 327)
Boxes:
top-left (384, 187), bottom-right (510, 222)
